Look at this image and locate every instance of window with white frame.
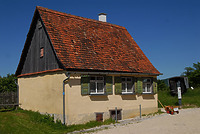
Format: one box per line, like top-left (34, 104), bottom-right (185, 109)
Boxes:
top-left (122, 77), bottom-right (133, 93)
top-left (90, 76), bottom-right (104, 94)
top-left (143, 78), bottom-right (152, 93)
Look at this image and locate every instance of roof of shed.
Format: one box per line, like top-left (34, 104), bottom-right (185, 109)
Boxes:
top-left (17, 6), bottom-right (161, 75)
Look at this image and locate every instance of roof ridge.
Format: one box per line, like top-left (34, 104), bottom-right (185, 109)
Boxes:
top-left (36, 6), bottom-right (126, 30)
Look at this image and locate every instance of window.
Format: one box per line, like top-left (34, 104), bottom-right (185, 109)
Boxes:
top-left (40, 47), bottom-right (44, 58)
top-left (110, 109), bottom-right (122, 120)
top-left (143, 78), bottom-right (152, 93)
top-left (122, 77), bottom-right (133, 94)
top-left (81, 75), bottom-right (112, 95)
top-left (90, 76), bottom-right (104, 94)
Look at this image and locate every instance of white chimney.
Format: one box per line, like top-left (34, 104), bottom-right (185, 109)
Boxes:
top-left (98, 13), bottom-right (107, 22)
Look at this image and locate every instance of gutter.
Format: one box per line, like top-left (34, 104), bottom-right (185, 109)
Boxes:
top-left (67, 71), bottom-right (162, 76)
top-left (63, 72), bottom-right (70, 125)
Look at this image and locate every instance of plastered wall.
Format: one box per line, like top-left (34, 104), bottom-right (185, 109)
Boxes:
top-left (66, 74), bottom-right (158, 125)
top-left (18, 72), bottom-right (158, 125)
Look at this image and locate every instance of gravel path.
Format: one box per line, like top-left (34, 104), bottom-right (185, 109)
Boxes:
top-left (92, 108), bottom-right (200, 134)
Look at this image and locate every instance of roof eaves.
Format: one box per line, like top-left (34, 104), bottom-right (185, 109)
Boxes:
top-left (64, 68), bottom-right (162, 76)
top-left (17, 68), bottom-right (64, 78)
top-left (69, 71), bottom-right (161, 76)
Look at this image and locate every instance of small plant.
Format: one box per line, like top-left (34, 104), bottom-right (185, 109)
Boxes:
top-left (142, 109), bottom-right (164, 117)
top-left (157, 109), bottom-right (165, 114)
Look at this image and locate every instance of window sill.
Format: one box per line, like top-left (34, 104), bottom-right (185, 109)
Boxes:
top-left (90, 93), bottom-right (106, 96)
top-left (121, 92), bottom-right (135, 95)
top-left (142, 92), bottom-right (154, 95)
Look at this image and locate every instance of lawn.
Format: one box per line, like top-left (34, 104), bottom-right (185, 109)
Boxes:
top-left (158, 87), bottom-right (200, 108)
top-left (0, 109), bottom-right (115, 134)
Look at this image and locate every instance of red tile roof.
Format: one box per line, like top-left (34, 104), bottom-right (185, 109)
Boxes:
top-left (36, 6), bottom-right (160, 75)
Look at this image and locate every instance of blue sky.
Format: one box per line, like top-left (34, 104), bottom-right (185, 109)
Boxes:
top-left (0, 0), bottom-right (199, 79)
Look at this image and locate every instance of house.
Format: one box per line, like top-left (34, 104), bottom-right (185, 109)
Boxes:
top-left (16, 6), bottom-right (161, 125)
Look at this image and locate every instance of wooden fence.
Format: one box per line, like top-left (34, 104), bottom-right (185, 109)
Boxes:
top-left (0, 92), bottom-right (18, 109)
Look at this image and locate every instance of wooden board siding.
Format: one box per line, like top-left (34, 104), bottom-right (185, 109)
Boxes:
top-left (21, 19), bottom-right (60, 74)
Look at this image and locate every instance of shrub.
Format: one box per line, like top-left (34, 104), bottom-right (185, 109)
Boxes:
top-left (0, 74), bottom-right (17, 92)
top-left (157, 79), bottom-right (169, 91)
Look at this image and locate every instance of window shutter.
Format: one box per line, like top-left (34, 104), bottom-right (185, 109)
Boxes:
top-left (136, 78), bottom-right (143, 94)
top-left (81, 75), bottom-right (90, 95)
top-left (115, 76), bottom-right (122, 95)
top-left (153, 78), bottom-right (157, 94)
top-left (105, 76), bottom-right (113, 95)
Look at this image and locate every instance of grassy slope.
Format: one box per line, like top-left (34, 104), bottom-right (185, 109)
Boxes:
top-left (158, 88), bottom-right (200, 108)
top-left (0, 109), bottom-right (114, 134)
top-left (0, 110), bottom-right (64, 134)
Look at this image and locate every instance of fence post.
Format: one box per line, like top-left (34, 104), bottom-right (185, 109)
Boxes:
top-left (139, 104), bottom-right (141, 119)
top-left (115, 107), bottom-right (117, 122)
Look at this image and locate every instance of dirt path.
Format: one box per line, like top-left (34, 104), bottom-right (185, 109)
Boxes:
top-left (93, 108), bottom-right (200, 134)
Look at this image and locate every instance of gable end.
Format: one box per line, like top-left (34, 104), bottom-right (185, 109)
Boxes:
top-left (15, 10), bottom-right (64, 76)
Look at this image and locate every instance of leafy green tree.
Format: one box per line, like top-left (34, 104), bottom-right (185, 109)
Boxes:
top-left (0, 74), bottom-right (17, 92)
top-left (182, 62), bottom-right (200, 88)
top-left (157, 79), bottom-right (169, 91)
top-left (182, 67), bottom-right (194, 76)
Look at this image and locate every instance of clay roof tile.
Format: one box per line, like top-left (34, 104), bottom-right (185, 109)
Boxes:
top-left (36, 6), bottom-right (160, 75)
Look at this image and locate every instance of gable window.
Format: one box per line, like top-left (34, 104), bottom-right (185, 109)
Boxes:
top-left (90, 76), bottom-right (104, 94)
top-left (143, 78), bottom-right (152, 93)
top-left (122, 77), bottom-right (133, 94)
top-left (40, 47), bottom-right (44, 58)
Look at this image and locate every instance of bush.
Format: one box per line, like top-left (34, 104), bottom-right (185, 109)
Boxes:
top-left (0, 74), bottom-right (17, 92)
top-left (182, 62), bottom-right (200, 88)
top-left (157, 79), bottom-right (169, 91)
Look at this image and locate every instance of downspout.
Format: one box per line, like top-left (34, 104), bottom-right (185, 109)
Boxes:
top-left (63, 72), bottom-right (70, 125)
top-left (14, 79), bottom-right (19, 106)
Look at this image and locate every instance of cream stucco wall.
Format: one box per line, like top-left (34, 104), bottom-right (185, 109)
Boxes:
top-left (18, 71), bottom-right (66, 122)
top-left (18, 72), bottom-right (158, 125)
top-left (66, 74), bottom-right (158, 125)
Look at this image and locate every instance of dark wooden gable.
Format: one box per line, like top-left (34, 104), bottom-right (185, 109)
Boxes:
top-left (20, 17), bottom-right (60, 75)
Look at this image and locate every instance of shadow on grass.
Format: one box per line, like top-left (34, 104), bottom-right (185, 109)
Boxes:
top-left (0, 107), bottom-right (17, 112)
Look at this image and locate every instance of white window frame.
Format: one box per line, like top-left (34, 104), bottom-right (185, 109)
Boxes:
top-left (121, 77), bottom-right (133, 94)
top-left (143, 78), bottom-right (152, 93)
top-left (90, 76), bottom-right (105, 94)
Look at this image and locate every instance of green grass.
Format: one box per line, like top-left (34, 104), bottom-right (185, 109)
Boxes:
top-left (1, 88), bottom-right (200, 133)
top-left (0, 108), bottom-right (115, 134)
top-left (142, 109), bottom-right (165, 116)
top-left (158, 87), bottom-right (200, 108)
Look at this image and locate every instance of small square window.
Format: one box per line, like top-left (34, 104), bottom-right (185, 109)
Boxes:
top-left (96, 113), bottom-right (103, 122)
top-left (40, 47), bottom-right (44, 58)
top-left (110, 110), bottom-right (122, 120)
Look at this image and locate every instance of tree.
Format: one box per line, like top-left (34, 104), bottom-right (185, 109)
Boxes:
top-left (157, 79), bottom-right (169, 91)
top-left (182, 62), bottom-right (200, 88)
top-left (0, 74), bottom-right (17, 92)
